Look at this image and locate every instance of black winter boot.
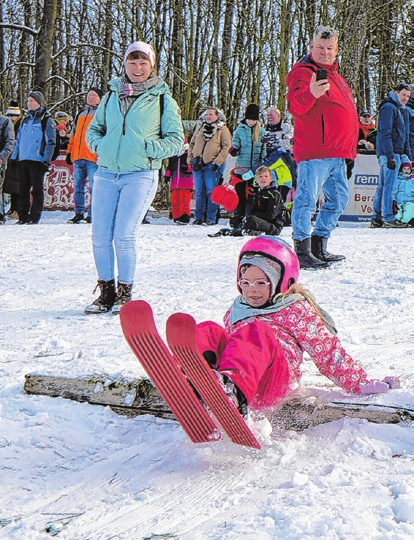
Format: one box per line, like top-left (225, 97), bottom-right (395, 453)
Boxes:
top-left (294, 239), bottom-right (330, 270)
top-left (112, 282), bottom-right (133, 315)
top-left (311, 235), bottom-right (346, 262)
top-left (84, 279), bottom-right (116, 314)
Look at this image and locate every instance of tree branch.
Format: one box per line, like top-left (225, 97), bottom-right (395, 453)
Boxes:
top-left (53, 43), bottom-right (123, 61)
top-left (0, 23), bottom-right (39, 37)
top-left (0, 62), bottom-right (36, 76)
top-left (49, 91), bottom-right (88, 112)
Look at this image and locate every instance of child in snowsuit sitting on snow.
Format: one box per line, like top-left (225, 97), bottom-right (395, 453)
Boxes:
top-left (239, 166), bottom-right (285, 236)
top-left (164, 139), bottom-right (194, 224)
top-left (392, 160), bottom-right (414, 227)
top-left (195, 236), bottom-right (400, 414)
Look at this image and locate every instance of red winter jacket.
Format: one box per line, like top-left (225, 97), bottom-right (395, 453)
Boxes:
top-left (286, 54), bottom-right (358, 163)
top-left (223, 299), bottom-right (368, 402)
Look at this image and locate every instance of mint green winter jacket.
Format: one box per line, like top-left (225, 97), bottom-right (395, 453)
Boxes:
top-left (86, 77), bottom-right (184, 173)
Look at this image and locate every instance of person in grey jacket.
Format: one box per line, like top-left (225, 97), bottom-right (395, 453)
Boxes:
top-left (0, 114), bottom-right (16, 223)
top-left (10, 91), bottom-right (56, 224)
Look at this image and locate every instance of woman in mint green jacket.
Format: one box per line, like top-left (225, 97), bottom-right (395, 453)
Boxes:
top-left (84, 41), bottom-right (184, 315)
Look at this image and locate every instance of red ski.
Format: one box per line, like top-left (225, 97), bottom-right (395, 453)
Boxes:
top-left (166, 313), bottom-right (261, 450)
top-left (120, 300), bottom-right (221, 444)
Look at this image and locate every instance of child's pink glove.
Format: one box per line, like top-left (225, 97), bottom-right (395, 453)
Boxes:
top-left (382, 376), bottom-right (400, 389)
top-left (359, 379), bottom-right (390, 394)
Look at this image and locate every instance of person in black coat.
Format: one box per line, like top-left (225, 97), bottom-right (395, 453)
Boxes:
top-left (241, 166), bottom-right (286, 236)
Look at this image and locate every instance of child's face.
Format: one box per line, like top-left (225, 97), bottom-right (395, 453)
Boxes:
top-left (256, 171), bottom-right (272, 189)
top-left (239, 266), bottom-right (271, 307)
top-left (58, 129), bottom-right (67, 136)
top-left (402, 166), bottom-right (412, 176)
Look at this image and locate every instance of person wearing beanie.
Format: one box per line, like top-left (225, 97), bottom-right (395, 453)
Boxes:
top-left (85, 41), bottom-right (183, 314)
top-left (5, 100), bottom-right (22, 120)
top-left (390, 160), bottom-right (414, 226)
top-left (227, 104), bottom-right (266, 229)
top-left (54, 111), bottom-right (71, 127)
top-left (10, 90), bottom-right (56, 224)
top-left (55, 124), bottom-right (69, 152)
top-left (357, 109), bottom-right (377, 153)
top-left (0, 110), bottom-right (16, 223)
top-left (66, 88), bottom-right (103, 224)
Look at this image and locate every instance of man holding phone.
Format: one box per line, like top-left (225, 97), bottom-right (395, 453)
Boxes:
top-left (286, 25), bottom-right (358, 269)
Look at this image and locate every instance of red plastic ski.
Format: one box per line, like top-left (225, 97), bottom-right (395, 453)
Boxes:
top-left (166, 313), bottom-right (261, 450)
top-left (120, 300), bottom-right (221, 444)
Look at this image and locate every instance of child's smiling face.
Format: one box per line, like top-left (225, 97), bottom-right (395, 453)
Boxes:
top-left (239, 265), bottom-right (271, 307)
top-left (402, 166), bottom-right (412, 176)
top-left (256, 170), bottom-right (272, 189)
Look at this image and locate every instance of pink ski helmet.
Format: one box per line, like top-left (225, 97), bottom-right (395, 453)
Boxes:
top-left (238, 237), bottom-right (300, 296)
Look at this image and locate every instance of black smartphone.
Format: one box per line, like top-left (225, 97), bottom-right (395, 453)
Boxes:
top-left (316, 69), bottom-right (328, 82)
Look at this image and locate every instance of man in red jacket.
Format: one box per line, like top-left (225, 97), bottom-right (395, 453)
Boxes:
top-left (286, 26), bottom-right (358, 269)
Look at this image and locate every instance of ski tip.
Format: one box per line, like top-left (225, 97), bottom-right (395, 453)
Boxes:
top-left (119, 300), bottom-right (154, 331)
top-left (166, 312), bottom-right (197, 329)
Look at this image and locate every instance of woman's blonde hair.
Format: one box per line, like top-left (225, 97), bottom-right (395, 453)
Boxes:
top-left (251, 121), bottom-right (261, 143)
top-left (283, 283), bottom-right (334, 330)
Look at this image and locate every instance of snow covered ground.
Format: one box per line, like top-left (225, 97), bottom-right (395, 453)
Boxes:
top-left (1, 212), bottom-right (413, 539)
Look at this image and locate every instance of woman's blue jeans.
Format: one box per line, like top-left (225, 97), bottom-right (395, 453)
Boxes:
top-left (91, 168), bottom-right (158, 284)
top-left (193, 162), bottom-right (224, 222)
top-left (292, 158), bottom-right (349, 240)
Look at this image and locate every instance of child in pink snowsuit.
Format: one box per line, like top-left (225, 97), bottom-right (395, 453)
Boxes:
top-left (196, 237), bottom-right (400, 412)
top-left (164, 139), bottom-right (194, 224)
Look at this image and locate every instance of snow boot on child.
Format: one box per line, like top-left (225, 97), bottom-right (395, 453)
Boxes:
top-left (84, 279), bottom-right (116, 314)
top-left (112, 282), bottom-right (133, 315)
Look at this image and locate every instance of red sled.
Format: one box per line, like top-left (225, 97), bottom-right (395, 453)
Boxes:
top-left (211, 184), bottom-right (239, 212)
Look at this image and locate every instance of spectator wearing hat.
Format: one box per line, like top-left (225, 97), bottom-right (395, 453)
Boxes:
top-left (66, 87), bottom-right (102, 224)
top-left (54, 111), bottom-right (71, 127)
top-left (85, 42), bottom-right (183, 314)
top-left (188, 107), bottom-right (231, 225)
top-left (5, 100), bottom-right (22, 122)
top-left (55, 125), bottom-right (69, 152)
top-left (10, 91), bottom-right (56, 224)
top-left (391, 160), bottom-right (414, 226)
top-left (357, 109), bottom-right (377, 154)
top-left (371, 82), bottom-right (412, 228)
top-left (0, 111), bottom-right (16, 223)
top-left (228, 104), bottom-right (266, 229)
top-left (265, 107), bottom-right (294, 152)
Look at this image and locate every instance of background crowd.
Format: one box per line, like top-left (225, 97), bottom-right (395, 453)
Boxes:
top-left (0, 25), bottom-right (413, 286)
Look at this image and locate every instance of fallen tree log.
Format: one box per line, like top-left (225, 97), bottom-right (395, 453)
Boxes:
top-left (24, 374), bottom-right (414, 431)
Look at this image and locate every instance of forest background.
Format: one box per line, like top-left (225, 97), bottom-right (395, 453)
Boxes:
top-left (0, 0), bottom-right (412, 131)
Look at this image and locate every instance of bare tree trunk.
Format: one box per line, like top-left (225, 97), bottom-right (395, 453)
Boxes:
top-left (101, 0), bottom-right (113, 91)
top-left (33, 0), bottom-right (58, 95)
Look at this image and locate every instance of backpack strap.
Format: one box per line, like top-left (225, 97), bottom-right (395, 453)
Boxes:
top-left (159, 93), bottom-right (165, 138)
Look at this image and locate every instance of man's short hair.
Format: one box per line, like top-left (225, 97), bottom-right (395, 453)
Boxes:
top-left (313, 26), bottom-right (339, 42)
top-left (395, 82), bottom-right (411, 93)
top-left (255, 165), bottom-right (271, 177)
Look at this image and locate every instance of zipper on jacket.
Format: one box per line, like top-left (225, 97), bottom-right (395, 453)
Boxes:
top-left (321, 115), bottom-right (325, 147)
